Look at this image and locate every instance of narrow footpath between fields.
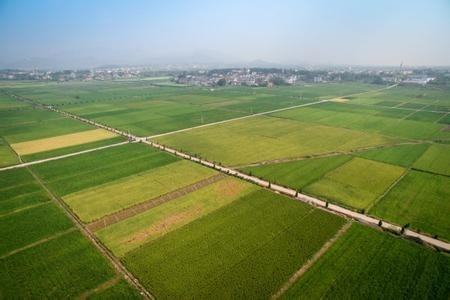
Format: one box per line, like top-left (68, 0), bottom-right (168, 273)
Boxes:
top-left (26, 166), bottom-right (154, 300)
top-left (143, 140), bottom-right (450, 252)
top-left (87, 173), bottom-right (225, 232)
top-left (5, 83), bottom-right (448, 254)
top-left (271, 222), bottom-right (353, 299)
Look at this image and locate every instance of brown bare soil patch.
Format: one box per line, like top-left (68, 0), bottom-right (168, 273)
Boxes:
top-left (125, 204), bottom-right (203, 244)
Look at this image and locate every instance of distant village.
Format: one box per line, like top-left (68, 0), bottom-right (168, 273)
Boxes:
top-left (0, 66), bottom-right (447, 87)
top-left (174, 68), bottom-right (440, 87)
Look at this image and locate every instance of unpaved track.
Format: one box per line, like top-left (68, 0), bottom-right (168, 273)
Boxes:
top-left (0, 141), bottom-right (130, 172)
top-left (271, 222), bottom-right (352, 299)
top-left (0, 227), bottom-right (77, 260)
top-left (77, 276), bottom-right (121, 300)
top-left (6, 83), bottom-right (448, 253)
top-left (26, 167), bottom-right (154, 300)
top-left (144, 140), bottom-right (450, 252)
top-left (87, 174), bottom-right (225, 232)
top-left (147, 84), bottom-right (399, 139)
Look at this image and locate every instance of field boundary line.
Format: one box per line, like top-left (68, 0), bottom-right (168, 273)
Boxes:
top-left (0, 201), bottom-right (50, 218)
top-left (434, 112), bottom-right (448, 124)
top-left (0, 141), bottom-right (130, 172)
top-left (25, 166), bottom-right (155, 300)
top-left (366, 169), bottom-right (409, 212)
top-left (147, 84), bottom-right (399, 139)
top-left (0, 227), bottom-right (76, 260)
top-left (77, 276), bottom-right (121, 300)
top-left (231, 141), bottom-right (426, 169)
top-left (147, 99), bottom-right (329, 139)
top-left (142, 140), bottom-right (450, 252)
top-left (271, 222), bottom-right (352, 299)
top-left (87, 173), bottom-right (225, 232)
top-left (410, 167), bottom-right (450, 178)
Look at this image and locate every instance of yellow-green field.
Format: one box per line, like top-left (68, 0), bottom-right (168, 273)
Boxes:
top-left (155, 116), bottom-right (398, 166)
top-left (11, 128), bottom-right (118, 156)
top-left (63, 160), bottom-right (216, 222)
top-left (97, 177), bottom-right (257, 256)
top-left (303, 157), bottom-right (405, 210)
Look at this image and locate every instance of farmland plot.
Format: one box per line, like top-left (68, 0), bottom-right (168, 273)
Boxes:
top-left (0, 168), bottom-right (50, 215)
top-left (64, 160), bottom-right (216, 222)
top-left (0, 137), bottom-right (18, 167)
top-left (304, 157), bottom-right (405, 210)
top-left (97, 177), bottom-right (257, 256)
top-left (31, 143), bottom-right (179, 196)
top-left (283, 224), bottom-right (450, 299)
top-left (413, 143), bottom-right (450, 176)
top-left (0, 202), bottom-right (73, 256)
top-left (155, 116), bottom-right (397, 166)
top-left (371, 171), bottom-right (450, 241)
top-left (124, 189), bottom-right (346, 299)
top-left (354, 143), bottom-right (429, 167)
top-left (241, 155), bottom-right (351, 190)
top-left (0, 231), bottom-right (117, 298)
top-left (10, 128), bottom-right (118, 156)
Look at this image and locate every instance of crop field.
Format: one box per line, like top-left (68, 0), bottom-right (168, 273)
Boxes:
top-left (283, 223), bottom-right (450, 299)
top-left (31, 143), bottom-right (179, 196)
top-left (241, 155), bottom-right (351, 190)
top-left (20, 135), bottom-right (125, 162)
top-left (272, 102), bottom-right (450, 140)
top-left (0, 137), bottom-right (18, 167)
top-left (0, 167), bottom-right (137, 297)
top-left (0, 107), bottom-right (92, 144)
top-left (2, 80), bottom-right (449, 298)
top-left (0, 103), bottom-right (124, 164)
top-left (64, 160), bottom-right (216, 222)
top-left (303, 157), bottom-right (405, 210)
top-left (0, 231), bottom-right (118, 298)
top-left (412, 143), bottom-right (450, 176)
top-left (0, 202), bottom-right (74, 256)
top-left (371, 171), bottom-right (450, 241)
top-left (354, 143), bottom-right (429, 167)
top-left (4, 81), bottom-right (380, 136)
top-left (97, 177), bottom-right (257, 256)
top-left (10, 128), bottom-right (118, 156)
top-left (0, 168), bottom-right (50, 216)
top-left (155, 115), bottom-right (397, 165)
top-left (124, 189), bottom-right (346, 299)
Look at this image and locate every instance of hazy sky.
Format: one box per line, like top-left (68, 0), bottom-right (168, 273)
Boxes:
top-left (1, 0), bottom-right (450, 68)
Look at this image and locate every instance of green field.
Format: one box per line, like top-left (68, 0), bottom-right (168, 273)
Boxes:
top-left (371, 171), bottom-right (450, 241)
top-left (2, 80), bottom-right (449, 298)
top-left (0, 202), bottom-right (73, 256)
top-left (4, 81), bottom-right (379, 136)
top-left (355, 143), bottom-right (429, 167)
top-left (0, 137), bottom-right (18, 167)
top-left (0, 231), bottom-right (118, 298)
top-left (413, 143), bottom-right (450, 176)
top-left (0, 168), bottom-right (50, 216)
top-left (156, 115), bottom-right (397, 166)
top-left (283, 223), bottom-right (450, 299)
top-left (241, 155), bottom-right (351, 190)
top-left (97, 177), bottom-right (257, 256)
top-left (64, 160), bottom-right (216, 222)
top-left (124, 189), bottom-right (346, 299)
top-left (87, 279), bottom-right (142, 300)
top-left (272, 102), bottom-right (450, 140)
top-left (304, 157), bottom-right (405, 210)
top-left (31, 143), bottom-right (179, 196)
top-left (0, 165), bottom-right (139, 297)
top-left (0, 107), bottom-right (93, 144)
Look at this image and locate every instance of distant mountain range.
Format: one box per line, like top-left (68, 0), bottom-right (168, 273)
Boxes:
top-left (0, 50), bottom-right (283, 70)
